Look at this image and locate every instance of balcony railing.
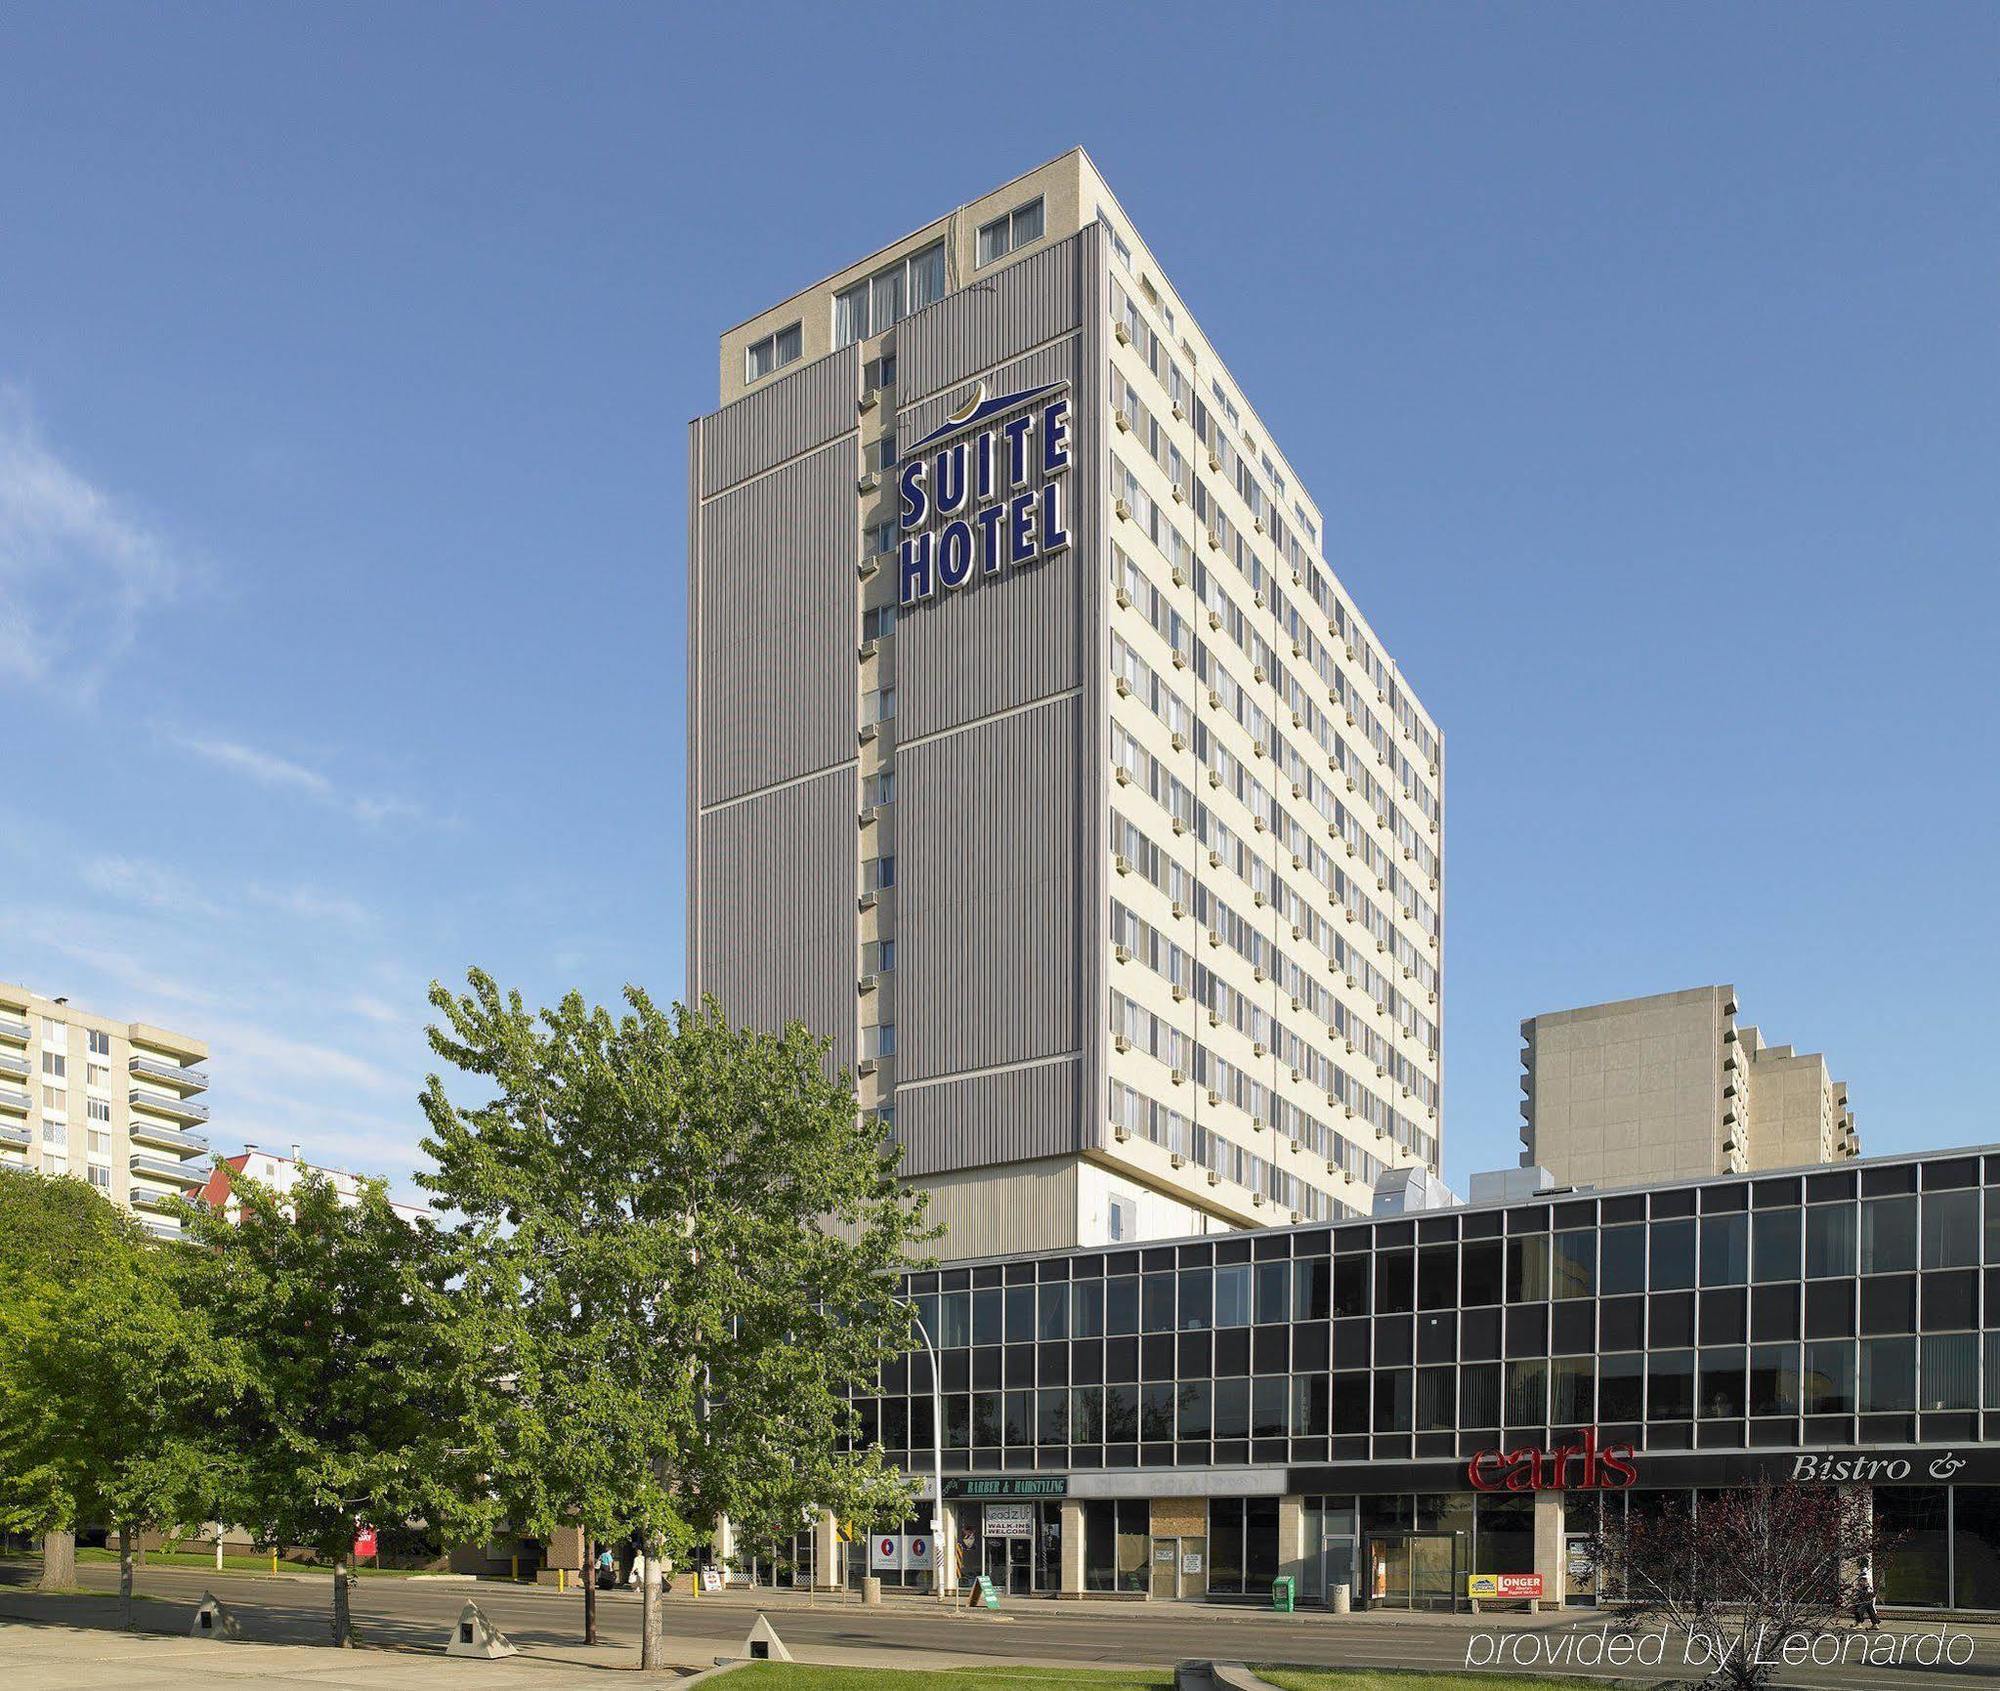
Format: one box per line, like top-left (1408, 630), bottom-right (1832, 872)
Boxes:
top-left (0, 1086), bottom-right (30, 1117)
top-left (129, 1187), bottom-right (175, 1212)
top-left (129, 1088), bottom-right (209, 1124)
top-left (0, 1052), bottom-right (27, 1080)
top-left (129, 1055), bottom-right (210, 1094)
top-left (130, 1152), bottom-right (205, 1186)
top-left (129, 1118), bottom-right (209, 1157)
top-left (0, 1120), bottom-right (29, 1148)
top-left (0, 1016), bottom-right (29, 1046)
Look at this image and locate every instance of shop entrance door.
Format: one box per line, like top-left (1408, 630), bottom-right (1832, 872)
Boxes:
top-left (1147, 1536), bottom-right (1208, 1600)
top-left (1364, 1531), bottom-right (1461, 1611)
top-left (1319, 1535), bottom-right (1356, 1605)
top-left (1565, 1534), bottom-right (1596, 1605)
top-left (981, 1533), bottom-right (1033, 1595)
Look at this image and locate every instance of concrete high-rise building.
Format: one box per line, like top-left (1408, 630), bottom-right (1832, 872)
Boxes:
top-left (688, 150), bottom-right (1444, 1257)
top-left (1519, 985), bottom-right (1858, 1187)
top-left (0, 981), bottom-right (210, 1238)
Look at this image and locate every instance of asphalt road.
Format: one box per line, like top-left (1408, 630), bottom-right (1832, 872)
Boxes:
top-left (6, 1560), bottom-right (1999, 1690)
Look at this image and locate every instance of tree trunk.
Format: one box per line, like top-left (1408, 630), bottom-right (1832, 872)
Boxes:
top-left (583, 1536), bottom-right (598, 1646)
top-left (638, 1547), bottom-right (666, 1671)
top-left (332, 1556), bottom-right (353, 1648)
top-left (118, 1524), bottom-right (135, 1629)
top-left (39, 1527), bottom-right (75, 1591)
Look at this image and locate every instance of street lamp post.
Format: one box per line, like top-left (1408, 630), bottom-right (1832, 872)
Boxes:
top-left (903, 1300), bottom-right (955, 1608)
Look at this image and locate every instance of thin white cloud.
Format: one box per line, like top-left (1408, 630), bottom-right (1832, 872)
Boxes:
top-left (204, 1016), bottom-right (403, 1095)
top-left (83, 854), bottom-right (222, 918)
top-left (346, 992), bottom-right (406, 1025)
top-left (247, 881), bottom-right (371, 928)
top-left (0, 386), bottom-right (181, 692)
top-left (164, 727), bottom-right (425, 827)
top-left (173, 733), bottom-right (334, 800)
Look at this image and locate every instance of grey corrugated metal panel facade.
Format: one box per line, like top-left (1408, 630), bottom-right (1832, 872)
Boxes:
top-left (695, 441), bottom-right (857, 806)
top-left (896, 1058), bottom-right (1085, 1181)
top-left (896, 233), bottom-right (1087, 406)
top-left (694, 768), bottom-right (857, 1075)
top-left (697, 344), bottom-right (860, 498)
top-left (899, 1158), bottom-right (1081, 1259)
top-left (899, 692), bottom-right (1083, 1085)
top-left (894, 338), bottom-right (1091, 742)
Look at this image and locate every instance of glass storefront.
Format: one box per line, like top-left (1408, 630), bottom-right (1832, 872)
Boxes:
top-left (840, 1149), bottom-right (2000, 1608)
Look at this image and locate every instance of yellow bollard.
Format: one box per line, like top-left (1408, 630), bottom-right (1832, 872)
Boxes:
top-left (269, 1550), bottom-right (277, 1574)
top-left (558, 1567), bottom-right (567, 1593)
top-left (511, 1554), bottom-right (520, 1582)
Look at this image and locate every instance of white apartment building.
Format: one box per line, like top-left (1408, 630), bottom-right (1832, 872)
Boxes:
top-left (688, 150), bottom-right (1444, 1256)
top-left (0, 981), bottom-right (210, 1239)
top-left (1519, 984), bottom-right (1859, 1187)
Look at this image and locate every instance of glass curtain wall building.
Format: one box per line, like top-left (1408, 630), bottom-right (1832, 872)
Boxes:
top-left (837, 1145), bottom-right (2000, 1609)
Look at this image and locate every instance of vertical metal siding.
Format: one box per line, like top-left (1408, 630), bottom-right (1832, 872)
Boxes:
top-left (897, 1059), bottom-right (1085, 1180)
top-left (900, 693), bottom-right (1082, 1083)
top-left (699, 345), bottom-right (860, 497)
top-left (695, 768), bottom-right (856, 1075)
top-left (896, 234), bottom-right (1086, 405)
top-left (896, 339), bottom-right (1091, 742)
top-left (696, 442), bottom-right (855, 805)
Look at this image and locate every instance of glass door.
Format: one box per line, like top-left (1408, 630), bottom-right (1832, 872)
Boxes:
top-left (1410, 1533), bottom-right (1458, 1610)
top-left (1366, 1531), bottom-right (1460, 1610)
top-left (1006, 1534), bottom-right (1032, 1595)
top-left (1320, 1535), bottom-right (1356, 1604)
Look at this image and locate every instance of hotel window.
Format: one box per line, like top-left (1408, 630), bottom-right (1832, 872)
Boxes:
top-left (862, 769), bottom-right (895, 807)
top-left (869, 518), bottom-right (898, 555)
top-left (863, 939), bottom-right (896, 975)
top-left (41, 1117), bottom-right (63, 1144)
top-left (861, 1022), bottom-right (896, 1059)
top-left (1107, 1193), bottom-right (1136, 1244)
top-left (42, 1154), bottom-right (67, 1177)
top-left (833, 241), bottom-right (946, 349)
top-left (862, 685), bottom-right (896, 725)
top-left (976, 196), bottom-right (1044, 267)
top-left (1096, 209), bottom-right (1132, 271)
top-left (744, 321), bottom-right (802, 384)
top-left (861, 604), bottom-right (897, 642)
top-left (865, 353), bottom-right (897, 391)
top-left (87, 1163), bottom-right (110, 1191)
top-left (42, 1051), bottom-right (65, 1079)
top-left (41, 1086), bottom-right (65, 1114)
top-left (862, 855), bottom-right (896, 892)
top-left (87, 1129), bottom-right (110, 1155)
top-left (87, 1097), bottom-right (110, 1124)
top-left (86, 1062), bottom-right (109, 1089)
top-left (88, 1029), bottom-right (111, 1057)
top-left (865, 431), bottom-right (898, 472)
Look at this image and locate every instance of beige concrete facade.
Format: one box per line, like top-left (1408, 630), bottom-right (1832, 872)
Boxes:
top-left (1519, 984), bottom-right (1857, 1187)
top-left (0, 981), bottom-right (209, 1237)
top-left (699, 148), bottom-right (1443, 1250)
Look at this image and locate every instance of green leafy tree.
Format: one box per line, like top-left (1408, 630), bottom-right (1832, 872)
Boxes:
top-left (1, 1216), bottom-right (245, 1623)
top-left (0, 1174), bottom-right (238, 1605)
top-left (420, 973), bottom-right (931, 1669)
top-left (177, 1169), bottom-right (496, 1646)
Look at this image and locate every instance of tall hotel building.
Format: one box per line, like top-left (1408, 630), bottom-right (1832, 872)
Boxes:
top-left (688, 151), bottom-right (1443, 1256)
top-left (0, 981), bottom-right (211, 1238)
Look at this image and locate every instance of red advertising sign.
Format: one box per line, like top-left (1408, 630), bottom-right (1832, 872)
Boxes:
top-left (353, 1528), bottom-right (378, 1559)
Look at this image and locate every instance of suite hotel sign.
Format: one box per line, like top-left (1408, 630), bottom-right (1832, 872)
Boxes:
top-left (898, 380), bottom-right (1072, 606)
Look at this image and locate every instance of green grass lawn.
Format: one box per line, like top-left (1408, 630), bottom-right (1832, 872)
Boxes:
top-left (1259, 1674), bottom-right (1599, 1691)
top-left (722, 1669), bottom-right (1172, 1690)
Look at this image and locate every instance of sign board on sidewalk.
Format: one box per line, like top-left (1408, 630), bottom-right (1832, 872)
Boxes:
top-left (700, 1566), bottom-right (722, 1592)
top-left (1468, 1572), bottom-right (1543, 1599)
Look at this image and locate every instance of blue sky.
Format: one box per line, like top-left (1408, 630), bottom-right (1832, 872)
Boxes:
top-left (1, 4), bottom-right (1994, 1198)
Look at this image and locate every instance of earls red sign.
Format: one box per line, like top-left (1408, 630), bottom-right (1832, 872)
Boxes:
top-left (1466, 1428), bottom-right (1637, 1492)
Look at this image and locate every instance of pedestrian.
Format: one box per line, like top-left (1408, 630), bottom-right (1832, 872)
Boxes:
top-left (596, 1546), bottom-right (615, 1589)
top-left (1854, 1556), bottom-right (1880, 1630)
